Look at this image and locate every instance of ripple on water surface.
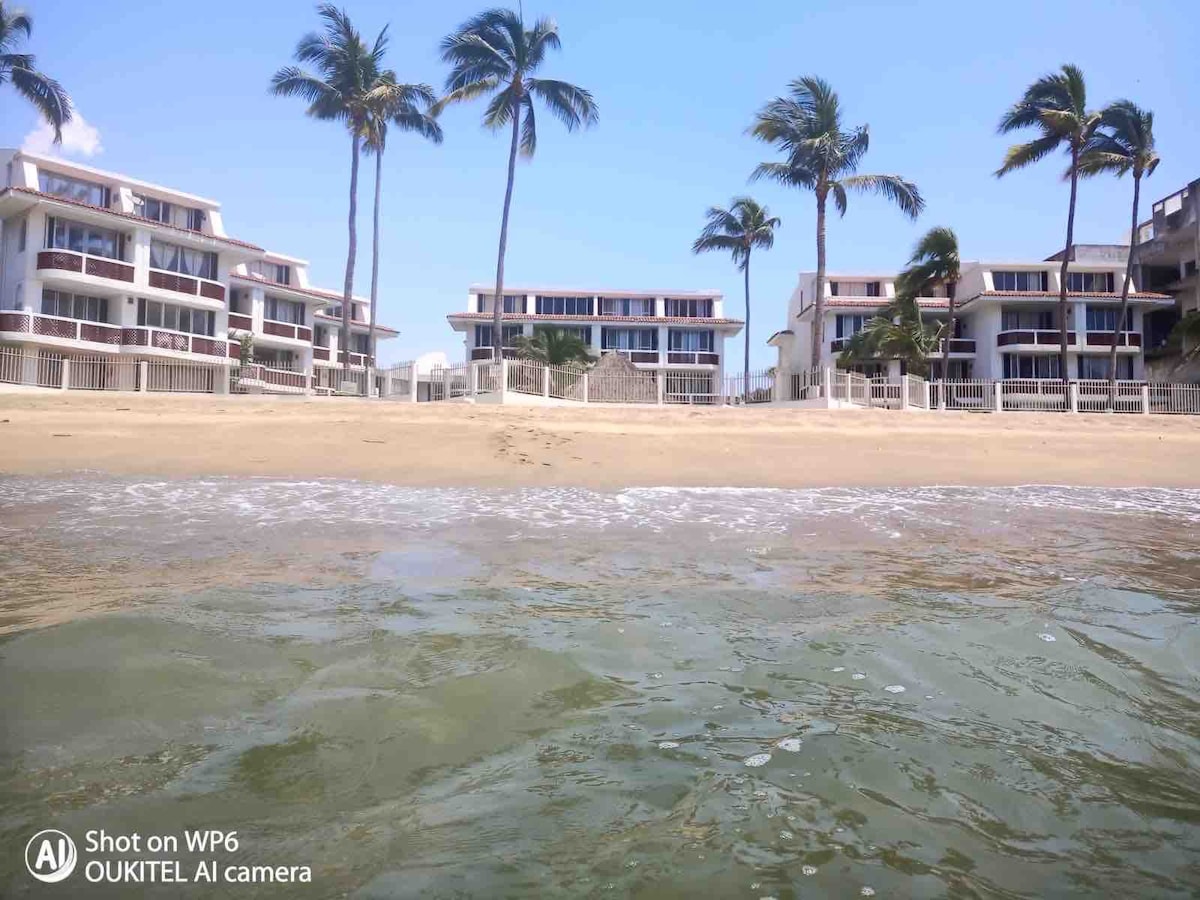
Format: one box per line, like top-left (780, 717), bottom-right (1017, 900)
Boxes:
top-left (1, 477), bottom-right (1199, 898)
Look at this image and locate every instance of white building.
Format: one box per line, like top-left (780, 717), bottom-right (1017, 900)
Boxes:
top-left (446, 285), bottom-right (742, 399)
top-left (0, 149), bottom-right (396, 390)
top-left (771, 247), bottom-right (1174, 382)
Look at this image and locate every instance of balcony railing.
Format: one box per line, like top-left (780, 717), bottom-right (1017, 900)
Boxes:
top-left (313, 346), bottom-right (330, 361)
top-left (602, 349), bottom-right (659, 364)
top-left (335, 350), bottom-right (373, 367)
top-left (227, 312), bottom-right (253, 331)
top-left (121, 327), bottom-right (227, 357)
top-left (1085, 331), bottom-right (1141, 347)
top-left (997, 329), bottom-right (1076, 347)
top-left (262, 319), bottom-right (313, 342)
top-left (148, 268), bottom-right (226, 302)
top-left (471, 347), bottom-right (520, 360)
top-left (936, 338), bottom-right (977, 354)
top-left (666, 351), bottom-right (720, 365)
top-left (0, 311), bottom-right (122, 345)
top-left (37, 249), bottom-right (135, 283)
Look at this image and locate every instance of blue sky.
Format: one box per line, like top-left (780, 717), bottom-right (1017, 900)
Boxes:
top-left (2, 0), bottom-right (1197, 369)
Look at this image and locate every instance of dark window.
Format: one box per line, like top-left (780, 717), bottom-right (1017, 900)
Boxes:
top-left (535, 295), bottom-right (593, 316)
top-left (1001, 309), bottom-right (1054, 331)
top-left (45, 216), bottom-right (124, 260)
top-left (137, 298), bottom-right (215, 335)
top-left (993, 271), bottom-right (1049, 292)
top-left (663, 298), bottom-right (713, 318)
top-left (474, 324), bottom-right (522, 347)
top-left (835, 314), bottom-right (867, 338)
top-left (599, 296), bottom-right (655, 316)
top-left (41, 288), bottom-right (108, 323)
top-left (600, 328), bottom-right (657, 350)
top-left (1078, 356), bottom-right (1133, 380)
top-left (867, 282), bottom-right (881, 297)
top-left (1003, 354), bottom-right (1061, 379)
top-left (829, 281), bottom-right (839, 297)
top-left (667, 329), bottom-right (714, 351)
top-left (149, 240), bottom-right (217, 280)
top-left (38, 171), bottom-right (110, 207)
top-left (1067, 272), bottom-right (1116, 292)
top-left (265, 296), bottom-right (305, 325)
top-left (476, 294), bottom-right (524, 313)
top-left (534, 325), bottom-right (591, 344)
top-left (18, 218), bottom-right (26, 252)
top-left (1084, 305), bottom-right (1132, 332)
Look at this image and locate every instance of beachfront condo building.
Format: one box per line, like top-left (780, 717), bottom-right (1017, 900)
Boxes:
top-left (1133, 178), bottom-right (1199, 376)
top-left (0, 149), bottom-right (396, 389)
top-left (447, 285), bottom-right (743, 396)
top-left (770, 245), bottom-right (1175, 382)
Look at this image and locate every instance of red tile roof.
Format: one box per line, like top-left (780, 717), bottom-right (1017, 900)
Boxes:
top-left (2, 187), bottom-right (264, 251)
top-left (312, 310), bottom-right (398, 335)
top-left (973, 290), bottom-right (1173, 300)
top-left (446, 312), bottom-right (744, 326)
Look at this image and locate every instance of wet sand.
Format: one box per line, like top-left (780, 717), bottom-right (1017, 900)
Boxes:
top-left (1, 392), bottom-right (1199, 487)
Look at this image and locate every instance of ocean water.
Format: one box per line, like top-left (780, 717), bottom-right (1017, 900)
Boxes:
top-left (1, 477), bottom-right (1199, 898)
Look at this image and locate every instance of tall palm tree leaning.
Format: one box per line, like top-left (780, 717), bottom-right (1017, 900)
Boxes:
top-left (1079, 100), bottom-right (1159, 409)
top-left (271, 5), bottom-right (396, 377)
top-left (438, 8), bottom-right (597, 361)
top-left (750, 76), bottom-right (923, 371)
top-left (691, 198), bottom-right (780, 402)
top-left (895, 227), bottom-right (960, 405)
top-left (0, 1), bottom-right (71, 142)
top-left (361, 83), bottom-right (443, 376)
top-left (996, 64), bottom-right (1101, 388)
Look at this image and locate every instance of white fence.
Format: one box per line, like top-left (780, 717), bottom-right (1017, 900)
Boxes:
top-left (930, 379), bottom-right (997, 411)
top-left (725, 369), bottom-right (775, 404)
top-left (230, 362), bottom-right (307, 395)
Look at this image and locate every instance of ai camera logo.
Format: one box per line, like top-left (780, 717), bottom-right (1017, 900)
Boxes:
top-left (25, 830), bottom-right (77, 884)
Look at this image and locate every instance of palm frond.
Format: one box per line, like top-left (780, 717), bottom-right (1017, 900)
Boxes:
top-left (526, 78), bottom-right (598, 131)
top-left (995, 133), bottom-right (1062, 176)
top-left (519, 93), bottom-right (536, 156)
top-left (829, 181), bottom-right (848, 216)
top-left (839, 173), bottom-right (924, 219)
top-left (750, 161), bottom-right (818, 191)
top-left (9, 60), bottom-right (72, 140)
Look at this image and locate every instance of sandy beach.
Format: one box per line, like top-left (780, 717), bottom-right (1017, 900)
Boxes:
top-left (1, 392), bottom-right (1198, 487)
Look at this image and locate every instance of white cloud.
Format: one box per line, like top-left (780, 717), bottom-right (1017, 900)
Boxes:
top-left (22, 112), bottom-right (103, 158)
top-left (414, 351), bottom-right (449, 374)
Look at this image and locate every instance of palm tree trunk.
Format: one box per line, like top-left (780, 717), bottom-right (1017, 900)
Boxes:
top-left (342, 132), bottom-right (360, 376)
top-left (941, 282), bottom-right (956, 409)
top-left (492, 93), bottom-right (522, 362)
top-left (1107, 173), bottom-right (1141, 410)
top-left (368, 146), bottom-right (383, 393)
top-left (1058, 147), bottom-right (1080, 392)
top-left (743, 253), bottom-right (751, 403)
top-left (813, 186), bottom-right (828, 383)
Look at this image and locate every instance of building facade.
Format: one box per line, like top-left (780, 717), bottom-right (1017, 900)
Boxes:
top-left (0, 149), bottom-right (396, 390)
top-left (447, 285), bottom-right (743, 399)
top-left (1133, 179), bottom-right (1199, 375)
top-left (771, 248), bottom-right (1174, 382)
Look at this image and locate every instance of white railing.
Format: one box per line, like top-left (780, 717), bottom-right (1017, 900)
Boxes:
top-left (665, 369), bottom-right (718, 404)
top-left (507, 359), bottom-right (545, 396)
top-left (0, 345), bottom-right (34, 386)
top-left (547, 364), bottom-right (586, 400)
top-left (788, 367), bottom-right (824, 401)
top-left (1149, 383), bottom-right (1200, 415)
top-left (145, 360), bottom-right (218, 393)
top-left (829, 371), bottom-right (871, 407)
top-left (867, 377), bottom-right (903, 409)
top-left (930, 379), bottom-right (997, 411)
top-left (378, 361), bottom-right (414, 400)
top-left (67, 356), bottom-right (139, 391)
top-left (905, 374), bottom-right (929, 410)
top-left (1001, 379), bottom-right (1069, 412)
top-left (230, 362), bottom-right (308, 394)
top-left (587, 369), bottom-right (659, 403)
top-left (724, 368), bottom-right (775, 404)
top-left (475, 361), bottom-right (500, 394)
top-left (312, 366), bottom-right (367, 396)
top-left (1076, 379), bottom-right (1144, 413)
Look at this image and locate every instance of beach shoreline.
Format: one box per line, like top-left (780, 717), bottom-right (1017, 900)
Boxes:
top-left (2, 393), bottom-right (1198, 488)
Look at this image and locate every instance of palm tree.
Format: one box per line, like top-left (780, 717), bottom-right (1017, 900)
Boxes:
top-left (750, 76), bottom-right (923, 371)
top-left (895, 227), bottom-right (960, 403)
top-left (1079, 100), bottom-right (1160, 409)
top-left (838, 294), bottom-right (939, 378)
top-left (514, 327), bottom-right (594, 366)
top-left (271, 5), bottom-right (397, 376)
top-left (439, 8), bottom-right (597, 361)
top-left (0, 2), bottom-right (71, 142)
top-left (692, 197), bottom-right (780, 402)
top-left (996, 64), bottom-right (1101, 387)
top-left (360, 82), bottom-right (442, 378)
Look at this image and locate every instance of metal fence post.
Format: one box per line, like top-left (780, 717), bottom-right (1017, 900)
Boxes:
top-left (822, 367), bottom-right (832, 401)
top-left (1141, 383), bottom-right (1150, 415)
top-left (443, 366), bottom-right (451, 401)
top-left (899, 375), bottom-right (909, 410)
top-left (139, 360), bottom-right (148, 392)
top-left (60, 357), bottom-right (70, 390)
top-left (542, 364), bottom-right (551, 397)
top-left (656, 369), bottom-right (665, 405)
top-left (581, 372), bottom-right (589, 404)
top-left (499, 359), bottom-right (509, 402)
top-left (993, 380), bottom-right (1003, 412)
top-left (1068, 381), bottom-right (1079, 413)
top-left (409, 365), bottom-right (419, 402)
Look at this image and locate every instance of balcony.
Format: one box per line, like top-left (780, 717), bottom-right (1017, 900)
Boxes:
top-left (334, 350), bottom-right (372, 367)
top-left (997, 329), bottom-right (1076, 347)
top-left (227, 312), bottom-right (253, 331)
top-left (935, 338), bottom-right (977, 355)
top-left (120, 327), bottom-right (227, 357)
top-left (603, 349), bottom-right (659, 364)
top-left (313, 346), bottom-right (330, 361)
top-left (261, 319), bottom-right (313, 342)
top-left (148, 268), bottom-right (226, 302)
top-left (0, 311), bottom-right (122, 346)
top-left (1084, 331), bottom-right (1141, 347)
top-left (470, 347), bottom-right (520, 361)
top-left (666, 351), bottom-right (720, 365)
top-left (37, 249), bottom-right (134, 283)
